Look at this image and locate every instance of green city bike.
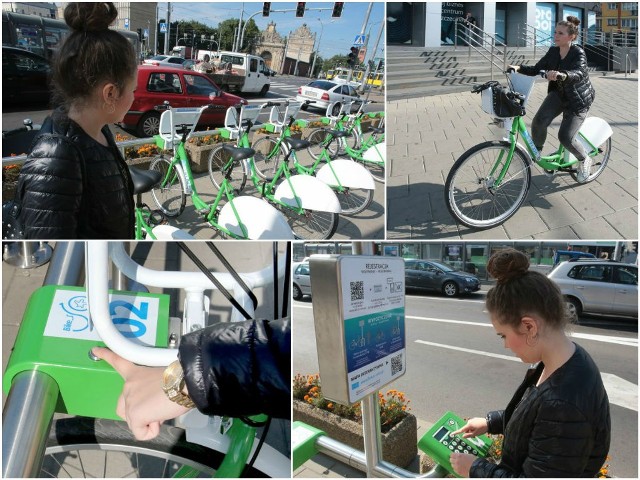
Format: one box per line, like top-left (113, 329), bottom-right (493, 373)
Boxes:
top-left (444, 70), bottom-right (612, 230)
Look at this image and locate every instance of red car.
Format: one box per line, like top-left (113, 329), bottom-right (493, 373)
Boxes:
top-left (121, 65), bottom-right (247, 137)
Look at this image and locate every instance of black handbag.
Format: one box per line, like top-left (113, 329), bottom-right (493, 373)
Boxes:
top-left (492, 83), bottom-right (526, 118)
top-left (3, 198), bottom-right (24, 240)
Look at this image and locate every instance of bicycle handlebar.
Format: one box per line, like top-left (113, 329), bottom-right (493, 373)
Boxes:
top-left (86, 242), bottom-right (287, 366)
top-left (3, 119), bottom-right (37, 138)
top-left (539, 70), bottom-right (567, 81)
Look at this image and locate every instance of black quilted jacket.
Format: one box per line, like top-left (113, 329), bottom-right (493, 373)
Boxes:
top-left (16, 110), bottom-right (134, 239)
top-left (518, 45), bottom-right (595, 113)
top-left (470, 343), bottom-right (610, 477)
top-left (178, 318), bottom-right (290, 419)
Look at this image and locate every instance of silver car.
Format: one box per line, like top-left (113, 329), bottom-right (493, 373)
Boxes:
top-left (297, 80), bottom-right (360, 116)
top-left (547, 259), bottom-right (638, 321)
top-left (292, 262), bottom-right (311, 300)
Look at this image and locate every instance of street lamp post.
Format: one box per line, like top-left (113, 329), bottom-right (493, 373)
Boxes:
top-left (310, 18), bottom-right (337, 78)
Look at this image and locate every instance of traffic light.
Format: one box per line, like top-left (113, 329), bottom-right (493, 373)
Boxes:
top-left (263, 2), bottom-right (271, 17)
top-left (347, 46), bottom-right (358, 67)
top-left (296, 2), bottom-right (306, 17)
top-left (332, 2), bottom-right (344, 18)
top-left (136, 28), bottom-right (142, 40)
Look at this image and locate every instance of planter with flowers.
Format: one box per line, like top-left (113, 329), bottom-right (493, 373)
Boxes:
top-left (293, 373), bottom-right (417, 468)
top-left (184, 130), bottom-right (229, 173)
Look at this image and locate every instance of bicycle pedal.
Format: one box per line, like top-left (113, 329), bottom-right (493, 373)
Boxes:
top-left (197, 207), bottom-right (211, 215)
top-left (542, 169), bottom-right (555, 177)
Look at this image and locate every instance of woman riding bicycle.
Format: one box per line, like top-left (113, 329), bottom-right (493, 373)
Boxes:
top-left (509, 16), bottom-right (595, 183)
top-left (16, 2), bottom-right (137, 239)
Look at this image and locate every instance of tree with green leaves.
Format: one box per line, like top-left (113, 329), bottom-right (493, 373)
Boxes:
top-left (217, 18), bottom-right (260, 52)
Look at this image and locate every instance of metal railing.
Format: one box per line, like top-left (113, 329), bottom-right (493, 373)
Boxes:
top-left (453, 19), bottom-right (506, 82)
top-left (516, 23), bottom-right (553, 62)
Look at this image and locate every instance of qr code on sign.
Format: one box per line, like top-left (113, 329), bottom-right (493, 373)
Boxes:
top-left (391, 353), bottom-right (403, 375)
top-left (350, 281), bottom-right (364, 301)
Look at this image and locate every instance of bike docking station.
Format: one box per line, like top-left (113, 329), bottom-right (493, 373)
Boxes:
top-left (2, 242), bottom-right (292, 479)
top-left (293, 251), bottom-right (446, 478)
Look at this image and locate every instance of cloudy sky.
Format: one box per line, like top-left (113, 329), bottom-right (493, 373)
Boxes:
top-left (164, 1), bottom-right (385, 58)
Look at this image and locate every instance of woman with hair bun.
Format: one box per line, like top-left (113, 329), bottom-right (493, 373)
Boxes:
top-left (449, 248), bottom-right (611, 477)
top-left (16, 2), bottom-right (137, 239)
top-left (509, 16), bottom-right (596, 184)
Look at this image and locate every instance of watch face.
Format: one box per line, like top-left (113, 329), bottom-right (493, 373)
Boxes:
top-left (163, 361), bottom-right (183, 392)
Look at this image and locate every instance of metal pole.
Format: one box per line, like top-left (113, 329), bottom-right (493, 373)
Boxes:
top-left (361, 393), bottom-right (383, 477)
top-left (3, 241), bottom-right (52, 269)
top-left (2, 371), bottom-right (60, 478)
top-left (43, 242), bottom-right (85, 286)
top-left (164, 2), bottom-right (170, 55)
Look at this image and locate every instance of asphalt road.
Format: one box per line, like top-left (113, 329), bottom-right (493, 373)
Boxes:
top-left (292, 291), bottom-right (638, 478)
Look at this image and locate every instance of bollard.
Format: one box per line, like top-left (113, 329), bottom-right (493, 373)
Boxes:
top-left (3, 241), bottom-right (52, 269)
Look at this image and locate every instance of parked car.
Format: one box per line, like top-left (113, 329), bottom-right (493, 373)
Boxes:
top-left (2, 46), bottom-right (51, 105)
top-left (292, 262), bottom-right (311, 300)
top-left (404, 259), bottom-right (481, 297)
top-left (120, 65), bottom-right (247, 137)
top-left (142, 55), bottom-right (189, 67)
top-left (547, 259), bottom-right (638, 322)
top-left (297, 80), bottom-right (360, 116)
top-left (552, 250), bottom-right (596, 267)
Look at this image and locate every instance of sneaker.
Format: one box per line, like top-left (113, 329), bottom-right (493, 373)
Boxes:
top-left (577, 157), bottom-right (593, 183)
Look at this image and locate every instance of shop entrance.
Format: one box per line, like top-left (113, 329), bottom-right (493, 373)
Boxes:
top-left (387, 2), bottom-right (426, 46)
top-left (496, 2), bottom-right (528, 46)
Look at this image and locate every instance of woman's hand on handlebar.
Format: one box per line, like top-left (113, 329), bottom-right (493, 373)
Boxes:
top-left (450, 417), bottom-right (488, 438)
top-left (506, 65), bottom-right (520, 73)
top-left (92, 347), bottom-right (192, 441)
top-left (543, 70), bottom-right (567, 81)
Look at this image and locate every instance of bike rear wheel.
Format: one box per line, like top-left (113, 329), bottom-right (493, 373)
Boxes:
top-left (568, 137), bottom-right (612, 183)
top-left (252, 137), bottom-right (286, 181)
top-left (335, 187), bottom-right (374, 215)
top-left (149, 156), bottom-right (186, 218)
top-left (208, 145), bottom-right (248, 192)
top-left (42, 417), bottom-right (268, 478)
top-left (445, 141), bottom-right (531, 229)
top-left (281, 208), bottom-right (339, 240)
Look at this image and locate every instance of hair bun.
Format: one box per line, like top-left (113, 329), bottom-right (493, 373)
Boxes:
top-left (64, 2), bottom-right (117, 32)
top-left (487, 248), bottom-right (529, 284)
top-left (566, 15), bottom-right (581, 27)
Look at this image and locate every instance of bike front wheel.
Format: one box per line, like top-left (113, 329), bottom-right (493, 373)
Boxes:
top-left (335, 187), bottom-right (374, 215)
top-left (252, 137), bottom-right (286, 181)
top-left (281, 208), bottom-right (339, 240)
top-left (149, 156), bottom-right (186, 218)
top-left (444, 141), bottom-right (531, 229)
top-left (208, 144), bottom-right (248, 192)
top-left (306, 128), bottom-right (338, 161)
top-left (569, 137), bottom-right (612, 183)
top-left (42, 417), bottom-right (269, 478)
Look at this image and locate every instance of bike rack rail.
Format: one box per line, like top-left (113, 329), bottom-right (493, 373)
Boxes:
top-left (3, 242), bottom-right (86, 478)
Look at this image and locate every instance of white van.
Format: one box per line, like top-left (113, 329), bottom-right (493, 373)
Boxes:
top-left (209, 51), bottom-right (271, 95)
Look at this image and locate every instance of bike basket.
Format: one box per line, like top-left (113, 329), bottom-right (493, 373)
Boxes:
top-left (480, 82), bottom-right (525, 118)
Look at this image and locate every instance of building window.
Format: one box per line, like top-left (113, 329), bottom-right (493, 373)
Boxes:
top-left (608, 3), bottom-right (618, 10)
top-left (608, 18), bottom-right (619, 26)
top-left (597, 19), bottom-right (603, 29)
top-left (623, 3), bottom-right (637, 10)
top-left (622, 18), bottom-right (637, 28)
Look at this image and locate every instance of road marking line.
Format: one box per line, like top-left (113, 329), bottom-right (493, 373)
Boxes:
top-left (601, 373), bottom-right (639, 411)
top-left (415, 339), bottom-right (519, 362)
top-left (408, 316), bottom-right (638, 347)
top-left (415, 340), bottom-right (638, 411)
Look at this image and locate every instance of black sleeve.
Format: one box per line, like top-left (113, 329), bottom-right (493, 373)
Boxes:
top-left (18, 135), bottom-right (83, 239)
top-left (178, 318), bottom-right (291, 419)
top-left (560, 47), bottom-right (589, 85)
top-left (486, 410), bottom-right (505, 434)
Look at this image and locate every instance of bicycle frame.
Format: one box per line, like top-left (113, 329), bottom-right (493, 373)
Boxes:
top-left (154, 137), bottom-right (250, 239)
top-left (489, 115), bottom-right (603, 188)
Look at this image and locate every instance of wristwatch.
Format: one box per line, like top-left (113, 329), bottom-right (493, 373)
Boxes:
top-left (162, 360), bottom-right (196, 408)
